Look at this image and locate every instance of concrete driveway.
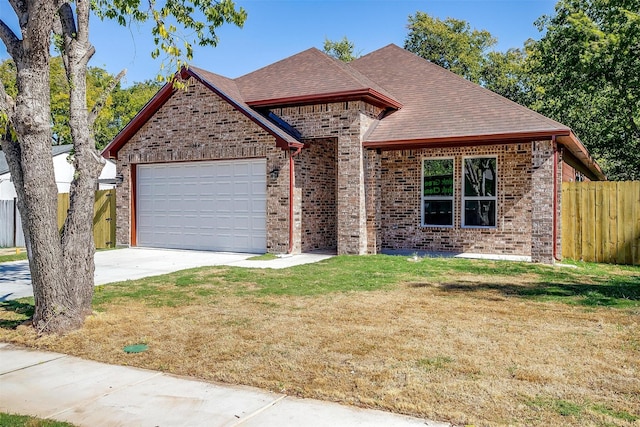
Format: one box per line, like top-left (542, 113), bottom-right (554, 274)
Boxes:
top-left (0, 248), bottom-right (333, 301)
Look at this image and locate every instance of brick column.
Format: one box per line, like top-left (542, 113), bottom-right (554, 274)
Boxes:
top-left (531, 140), bottom-right (556, 263)
top-left (364, 149), bottom-right (381, 254)
top-left (336, 133), bottom-right (367, 255)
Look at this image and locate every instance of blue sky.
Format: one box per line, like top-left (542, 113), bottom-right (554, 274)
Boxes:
top-left (0, 0), bottom-right (558, 86)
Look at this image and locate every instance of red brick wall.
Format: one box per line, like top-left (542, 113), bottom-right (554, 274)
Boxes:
top-left (114, 77), bottom-right (290, 252)
top-left (378, 143), bottom-right (536, 256)
top-left (297, 138), bottom-right (337, 251)
top-left (114, 77), bottom-right (559, 261)
top-left (269, 102), bottom-right (383, 254)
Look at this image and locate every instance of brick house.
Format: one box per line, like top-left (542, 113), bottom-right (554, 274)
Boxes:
top-left (103, 44), bottom-right (604, 263)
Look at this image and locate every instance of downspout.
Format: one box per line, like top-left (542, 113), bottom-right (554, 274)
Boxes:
top-left (552, 135), bottom-right (560, 261)
top-left (288, 145), bottom-right (302, 254)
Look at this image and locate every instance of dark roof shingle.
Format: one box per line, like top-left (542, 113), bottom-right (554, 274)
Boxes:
top-left (235, 47), bottom-right (398, 107)
top-left (351, 44), bottom-right (569, 143)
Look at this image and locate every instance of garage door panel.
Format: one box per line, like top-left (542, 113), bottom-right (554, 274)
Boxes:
top-left (136, 159), bottom-right (267, 253)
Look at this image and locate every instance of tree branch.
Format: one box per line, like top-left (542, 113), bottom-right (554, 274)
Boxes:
top-left (79, 45), bottom-right (96, 67)
top-left (88, 69), bottom-right (126, 126)
top-left (7, 0), bottom-right (28, 28)
top-left (0, 19), bottom-right (22, 59)
top-left (75, 0), bottom-right (90, 46)
top-left (57, 2), bottom-right (77, 38)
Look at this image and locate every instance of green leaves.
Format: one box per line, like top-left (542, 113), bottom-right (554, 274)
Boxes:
top-left (0, 58), bottom-right (161, 149)
top-left (528, 0), bottom-right (640, 180)
top-left (92, 0), bottom-right (246, 81)
top-left (403, 5), bottom-right (639, 180)
top-left (404, 12), bottom-right (496, 84)
top-left (403, 12), bottom-right (531, 104)
top-left (323, 36), bottom-right (358, 62)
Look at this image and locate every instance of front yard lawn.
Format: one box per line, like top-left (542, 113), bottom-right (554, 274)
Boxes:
top-left (1, 255), bottom-right (638, 426)
top-left (0, 251), bottom-right (28, 263)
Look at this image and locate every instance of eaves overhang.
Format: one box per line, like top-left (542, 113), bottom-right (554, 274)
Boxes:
top-left (363, 130), bottom-right (571, 150)
top-left (364, 129), bottom-right (605, 181)
top-left (245, 88), bottom-right (403, 111)
top-left (101, 83), bottom-right (173, 159)
top-left (185, 68), bottom-right (303, 150)
top-left (556, 131), bottom-right (606, 181)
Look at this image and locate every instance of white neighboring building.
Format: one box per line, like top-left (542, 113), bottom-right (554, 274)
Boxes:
top-left (0, 145), bottom-right (116, 200)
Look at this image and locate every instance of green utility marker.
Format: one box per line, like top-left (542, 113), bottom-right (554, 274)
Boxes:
top-left (123, 344), bottom-right (148, 353)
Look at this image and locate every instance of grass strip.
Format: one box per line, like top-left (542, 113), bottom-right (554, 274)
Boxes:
top-left (0, 413), bottom-right (76, 427)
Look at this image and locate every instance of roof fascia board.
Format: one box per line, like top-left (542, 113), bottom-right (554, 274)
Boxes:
top-left (185, 68), bottom-right (302, 150)
top-left (363, 130), bottom-right (568, 149)
top-left (561, 146), bottom-right (601, 181)
top-left (246, 88), bottom-right (403, 110)
top-left (556, 132), bottom-right (605, 180)
top-left (102, 83), bottom-right (175, 159)
top-left (102, 68), bottom-right (303, 159)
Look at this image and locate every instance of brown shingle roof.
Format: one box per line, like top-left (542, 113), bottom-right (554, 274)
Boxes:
top-left (235, 48), bottom-right (401, 109)
top-left (187, 66), bottom-right (302, 145)
top-left (103, 44), bottom-right (603, 179)
top-left (351, 44), bottom-right (570, 144)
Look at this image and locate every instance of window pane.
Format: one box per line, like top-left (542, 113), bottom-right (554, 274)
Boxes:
top-left (423, 159), bottom-right (454, 197)
top-left (464, 158), bottom-right (496, 197)
top-left (424, 200), bottom-right (453, 226)
top-left (464, 200), bottom-right (496, 227)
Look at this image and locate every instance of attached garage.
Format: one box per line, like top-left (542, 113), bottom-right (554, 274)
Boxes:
top-left (135, 158), bottom-right (267, 253)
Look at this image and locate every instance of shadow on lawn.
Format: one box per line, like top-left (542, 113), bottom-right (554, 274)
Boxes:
top-left (417, 274), bottom-right (640, 307)
top-left (0, 299), bottom-right (34, 329)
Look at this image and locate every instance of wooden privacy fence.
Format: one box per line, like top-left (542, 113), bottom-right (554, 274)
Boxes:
top-left (57, 189), bottom-right (116, 249)
top-left (0, 190), bottom-right (115, 249)
top-left (562, 181), bottom-right (640, 265)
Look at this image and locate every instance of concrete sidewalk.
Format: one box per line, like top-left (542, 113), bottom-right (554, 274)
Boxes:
top-left (0, 344), bottom-right (449, 427)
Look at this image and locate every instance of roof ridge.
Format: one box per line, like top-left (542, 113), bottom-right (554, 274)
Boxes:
top-left (235, 47), bottom-right (321, 81)
top-left (183, 67), bottom-right (302, 147)
top-left (321, 51), bottom-right (397, 99)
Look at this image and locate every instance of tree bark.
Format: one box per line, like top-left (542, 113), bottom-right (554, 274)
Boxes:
top-left (58, 0), bottom-right (104, 319)
top-left (0, 0), bottom-right (102, 334)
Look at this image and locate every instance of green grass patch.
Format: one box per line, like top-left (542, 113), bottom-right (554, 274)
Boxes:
top-left (0, 252), bottom-right (28, 263)
top-left (246, 253), bottom-right (278, 261)
top-left (0, 299), bottom-right (34, 329)
top-left (0, 413), bottom-right (76, 427)
top-left (86, 255), bottom-right (640, 308)
top-left (417, 356), bottom-right (454, 371)
top-left (592, 404), bottom-right (638, 422)
top-left (526, 397), bottom-right (584, 417)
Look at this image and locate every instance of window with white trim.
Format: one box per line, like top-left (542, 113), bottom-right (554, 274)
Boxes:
top-left (422, 158), bottom-right (454, 227)
top-left (462, 157), bottom-right (497, 227)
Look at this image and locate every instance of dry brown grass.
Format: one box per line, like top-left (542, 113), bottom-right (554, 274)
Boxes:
top-left (1, 257), bottom-right (639, 427)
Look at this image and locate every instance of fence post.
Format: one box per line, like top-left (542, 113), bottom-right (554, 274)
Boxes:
top-left (12, 197), bottom-right (17, 248)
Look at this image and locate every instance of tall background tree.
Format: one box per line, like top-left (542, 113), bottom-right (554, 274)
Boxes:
top-left (403, 7), bottom-right (638, 180)
top-left (1, 58), bottom-right (160, 148)
top-left (404, 12), bottom-right (496, 84)
top-left (528, 0), bottom-right (640, 180)
top-left (323, 36), bottom-right (359, 62)
top-left (0, 0), bottom-right (246, 334)
top-left (403, 12), bottom-right (532, 107)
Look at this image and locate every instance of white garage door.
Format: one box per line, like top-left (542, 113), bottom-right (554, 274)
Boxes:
top-left (136, 159), bottom-right (266, 253)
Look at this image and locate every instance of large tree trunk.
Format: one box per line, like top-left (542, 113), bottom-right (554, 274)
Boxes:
top-left (0, 0), bottom-right (104, 334)
top-left (1, 1), bottom-right (89, 334)
top-left (58, 0), bottom-right (104, 321)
